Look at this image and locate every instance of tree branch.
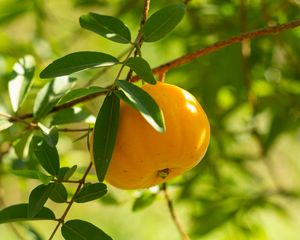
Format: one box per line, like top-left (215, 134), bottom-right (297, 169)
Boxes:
top-left (131, 18), bottom-right (300, 82)
top-left (48, 162), bottom-right (93, 240)
top-left (161, 183), bottom-right (190, 240)
top-left (18, 91), bottom-right (108, 120)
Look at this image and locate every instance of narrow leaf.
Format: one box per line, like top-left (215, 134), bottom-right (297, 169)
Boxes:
top-left (28, 184), bottom-right (54, 218)
top-left (75, 183), bottom-right (107, 203)
top-left (80, 12), bottom-right (131, 44)
top-left (40, 51), bottom-right (119, 78)
top-left (33, 76), bottom-right (76, 119)
top-left (10, 169), bottom-right (53, 183)
top-left (8, 55), bottom-right (35, 112)
top-left (57, 165), bottom-right (77, 181)
top-left (0, 204), bottom-right (55, 223)
top-left (39, 124), bottom-right (59, 147)
top-left (93, 93), bottom-right (120, 182)
top-left (126, 57), bottom-right (156, 84)
top-left (30, 136), bottom-right (60, 176)
top-left (51, 107), bottom-right (95, 125)
top-left (143, 3), bottom-right (186, 42)
top-left (132, 192), bottom-right (156, 212)
top-left (61, 220), bottom-right (112, 240)
top-left (13, 132), bottom-right (31, 159)
top-left (58, 86), bottom-right (107, 104)
top-left (116, 80), bottom-right (165, 133)
top-left (49, 183), bottom-right (68, 203)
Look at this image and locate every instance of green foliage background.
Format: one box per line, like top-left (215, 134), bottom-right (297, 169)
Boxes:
top-left (1, 0), bottom-right (300, 239)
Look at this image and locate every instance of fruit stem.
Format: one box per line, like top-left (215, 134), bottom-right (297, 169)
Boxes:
top-left (158, 168), bottom-right (170, 179)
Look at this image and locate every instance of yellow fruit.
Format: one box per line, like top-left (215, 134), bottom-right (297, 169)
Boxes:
top-left (92, 82), bottom-right (210, 189)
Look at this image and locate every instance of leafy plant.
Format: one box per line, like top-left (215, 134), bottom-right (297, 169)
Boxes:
top-left (1, 0), bottom-right (300, 240)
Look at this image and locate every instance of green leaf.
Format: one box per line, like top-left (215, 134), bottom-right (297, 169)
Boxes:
top-left (132, 192), bottom-right (156, 211)
top-left (49, 183), bottom-right (68, 203)
top-left (8, 55), bottom-right (35, 112)
top-left (39, 124), bottom-right (59, 147)
top-left (58, 86), bottom-right (107, 104)
top-left (116, 80), bottom-right (165, 133)
top-left (0, 204), bottom-right (55, 223)
top-left (126, 57), bottom-right (156, 84)
top-left (75, 183), bottom-right (107, 203)
top-left (193, 199), bottom-right (240, 236)
top-left (80, 12), bottom-right (131, 44)
top-left (28, 184), bottom-right (54, 218)
top-left (40, 51), bottom-right (119, 78)
top-left (0, 1), bottom-right (30, 25)
top-left (142, 3), bottom-right (186, 42)
top-left (93, 93), bottom-right (120, 182)
top-left (61, 220), bottom-right (112, 240)
top-left (10, 169), bottom-right (53, 184)
top-left (51, 107), bottom-right (95, 125)
top-left (30, 136), bottom-right (60, 176)
top-left (13, 132), bottom-right (31, 159)
top-left (0, 118), bottom-right (13, 132)
top-left (57, 165), bottom-right (77, 181)
top-left (33, 76), bottom-right (76, 119)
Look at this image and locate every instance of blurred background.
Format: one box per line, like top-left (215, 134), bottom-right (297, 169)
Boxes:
top-left (0, 0), bottom-right (300, 239)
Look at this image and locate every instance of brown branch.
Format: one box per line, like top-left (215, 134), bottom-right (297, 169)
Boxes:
top-left (161, 183), bottom-right (190, 240)
top-left (18, 91), bottom-right (108, 120)
top-left (58, 127), bottom-right (92, 132)
top-left (131, 18), bottom-right (300, 82)
top-left (0, 112), bottom-right (38, 129)
top-left (48, 162), bottom-right (93, 240)
top-left (126, 0), bottom-right (150, 81)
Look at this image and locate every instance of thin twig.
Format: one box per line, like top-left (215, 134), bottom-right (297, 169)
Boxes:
top-left (18, 91), bottom-right (108, 120)
top-left (130, 18), bottom-right (300, 82)
top-left (48, 162), bottom-right (93, 240)
top-left (58, 128), bottom-right (92, 132)
top-left (161, 183), bottom-right (190, 240)
top-left (126, 0), bottom-right (150, 81)
top-left (0, 112), bottom-right (37, 129)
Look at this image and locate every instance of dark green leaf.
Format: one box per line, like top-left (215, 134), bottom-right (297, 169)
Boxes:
top-left (80, 12), bottom-right (131, 43)
top-left (51, 107), bottom-right (94, 125)
top-left (126, 57), bottom-right (156, 84)
top-left (57, 165), bottom-right (77, 181)
top-left (30, 136), bottom-right (60, 176)
top-left (8, 55), bottom-right (35, 112)
top-left (143, 3), bottom-right (185, 42)
top-left (38, 172), bottom-right (54, 185)
top-left (75, 183), bottom-right (107, 203)
top-left (59, 86), bottom-right (107, 104)
top-left (33, 76), bottom-right (76, 119)
top-left (28, 184), bottom-right (54, 218)
top-left (132, 192), bottom-right (156, 211)
top-left (10, 169), bottom-right (53, 184)
top-left (39, 124), bottom-right (59, 147)
top-left (116, 80), bottom-right (165, 133)
top-left (61, 220), bottom-right (112, 240)
top-left (13, 132), bottom-right (31, 159)
top-left (93, 93), bottom-right (120, 182)
top-left (0, 204), bottom-right (55, 223)
top-left (40, 51), bottom-right (119, 78)
top-left (49, 183), bottom-right (68, 203)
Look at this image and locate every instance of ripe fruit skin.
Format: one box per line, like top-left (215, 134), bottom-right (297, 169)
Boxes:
top-left (94, 82), bottom-right (210, 189)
